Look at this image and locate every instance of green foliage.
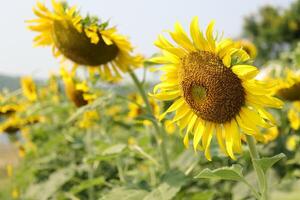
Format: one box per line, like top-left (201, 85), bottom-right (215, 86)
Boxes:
top-left (243, 0), bottom-right (300, 64)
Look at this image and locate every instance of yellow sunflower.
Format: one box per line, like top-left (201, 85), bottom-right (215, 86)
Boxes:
top-left (150, 17), bottom-right (283, 160)
top-left (288, 102), bottom-right (300, 130)
top-left (261, 127), bottom-right (279, 144)
top-left (21, 76), bottom-right (37, 102)
top-left (234, 40), bottom-right (257, 59)
top-left (274, 69), bottom-right (300, 101)
top-left (128, 93), bottom-right (160, 125)
top-left (286, 135), bottom-right (299, 151)
top-left (0, 116), bottom-right (24, 134)
top-left (60, 67), bottom-right (96, 107)
top-left (0, 104), bottom-right (23, 116)
top-left (28, 0), bottom-right (143, 80)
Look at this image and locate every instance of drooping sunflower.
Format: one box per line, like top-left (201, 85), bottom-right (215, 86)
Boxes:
top-left (234, 40), bottom-right (257, 59)
top-left (150, 17), bottom-right (283, 160)
top-left (0, 104), bottom-right (23, 117)
top-left (274, 69), bottom-right (300, 101)
top-left (21, 76), bottom-right (37, 102)
top-left (60, 67), bottom-right (96, 107)
top-left (28, 0), bottom-right (143, 80)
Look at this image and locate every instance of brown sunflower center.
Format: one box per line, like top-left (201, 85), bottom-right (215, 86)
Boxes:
top-left (179, 51), bottom-right (245, 123)
top-left (52, 20), bottom-right (119, 66)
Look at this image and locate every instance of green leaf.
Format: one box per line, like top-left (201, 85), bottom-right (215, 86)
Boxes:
top-left (254, 153), bottom-right (286, 173)
top-left (143, 170), bottom-right (189, 200)
top-left (100, 187), bottom-right (149, 200)
top-left (190, 191), bottom-right (214, 200)
top-left (194, 164), bottom-right (245, 182)
top-left (70, 177), bottom-right (105, 194)
top-left (25, 165), bottom-right (75, 200)
top-left (102, 144), bottom-right (127, 155)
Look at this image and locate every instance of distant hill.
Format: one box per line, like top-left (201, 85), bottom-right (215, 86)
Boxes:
top-left (0, 74), bottom-right (20, 90)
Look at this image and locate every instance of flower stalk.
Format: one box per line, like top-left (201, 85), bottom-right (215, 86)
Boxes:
top-left (246, 135), bottom-right (268, 200)
top-left (128, 69), bottom-right (170, 171)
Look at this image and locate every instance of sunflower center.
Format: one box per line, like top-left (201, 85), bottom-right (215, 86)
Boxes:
top-left (179, 51), bottom-right (245, 123)
top-left (52, 20), bottom-right (119, 66)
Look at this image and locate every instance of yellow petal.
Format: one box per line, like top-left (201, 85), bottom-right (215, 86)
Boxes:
top-left (202, 122), bottom-right (214, 161)
top-left (193, 119), bottom-right (204, 151)
top-left (190, 16), bottom-right (207, 50)
top-left (231, 65), bottom-right (259, 80)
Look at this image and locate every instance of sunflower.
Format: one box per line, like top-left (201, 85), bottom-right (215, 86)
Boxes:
top-left (286, 135), bottom-right (299, 151)
top-left (0, 104), bottom-right (23, 117)
top-left (28, 0), bottom-right (143, 80)
top-left (60, 67), bottom-right (96, 107)
top-left (150, 17), bottom-right (283, 160)
top-left (128, 93), bottom-right (160, 125)
top-left (78, 110), bottom-right (100, 129)
top-left (274, 69), bottom-right (300, 101)
top-left (21, 76), bottom-right (37, 102)
top-left (261, 127), bottom-right (279, 144)
top-left (0, 116), bottom-right (24, 134)
top-left (234, 40), bottom-right (257, 59)
top-left (288, 102), bottom-right (300, 130)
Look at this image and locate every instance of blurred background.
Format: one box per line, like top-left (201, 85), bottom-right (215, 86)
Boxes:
top-left (1, 0), bottom-right (300, 199)
top-left (0, 0), bottom-right (294, 79)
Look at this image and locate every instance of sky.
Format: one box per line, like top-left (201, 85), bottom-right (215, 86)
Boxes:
top-left (0, 0), bottom-right (295, 79)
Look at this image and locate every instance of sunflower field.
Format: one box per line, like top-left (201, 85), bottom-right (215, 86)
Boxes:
top-left (1, 1), bottom-right (300, 200)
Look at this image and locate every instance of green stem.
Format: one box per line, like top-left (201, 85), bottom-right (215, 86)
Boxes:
top-left (86, 130), bottom-right (95, 200)
top-left (245, 135), bottom-right (268, 200)
top-left (128, 69), bottom-right (170, 171)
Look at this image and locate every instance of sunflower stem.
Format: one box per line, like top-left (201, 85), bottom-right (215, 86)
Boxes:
top-left (245, 135), bottom-right (268, 200)
top-left (128, 69), bottom-right (170, 171)
top-left (86, 129), bottom-right (95, 200)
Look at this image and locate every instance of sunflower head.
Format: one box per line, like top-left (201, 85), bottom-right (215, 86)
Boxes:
top-left (151, 17), bottom-right (283, 160)
top-left (60, 67), bottom-right (95, 107)
top-left (234, 40), bottom-right (257, 59)
top-left (0, 104), bottom-right (23, 117)
top-left (28, 0), bottom-right (143, 80)
top-left (274, 70), bottom-right (300, 101)
top-left (21, 76), bottom-right (37, 102)
top-left (0, 116), bottom-right (23, 134)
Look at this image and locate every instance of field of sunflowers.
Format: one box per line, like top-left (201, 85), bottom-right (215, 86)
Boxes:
top-left (1, 0), bottom-right (300, 200)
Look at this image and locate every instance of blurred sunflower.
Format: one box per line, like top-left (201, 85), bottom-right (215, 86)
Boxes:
top-left (21, 76), bottom-right (37, 102)
top-left (0, 116), bottom-right (24, 134)
top-left (286, 135), bottom-right (299, 151)
top-left (288, 102), bottom-right (300, 130)
top-left (274, 69), bottom-right (300, 101)
top-left (0, 115), bottom-right (43, 134)
top-left (234, 40), bottom-right (257, 59)
top-left (40, 74), bottom-right (61, 103)
top-left (78, 110), bottom-right (100, 129)
top-left (128, 93), bottom-right (160, 125)
top-left (151, 17), bottom-right (282, 160)
top-left (0, 104), bottom-right (23, 117)
top-left (261, 127), bottom-right (279, 144)
top-left (28, 0), bottom-right (143, 80)
top-left (60, 67), bottom-right (96, 107)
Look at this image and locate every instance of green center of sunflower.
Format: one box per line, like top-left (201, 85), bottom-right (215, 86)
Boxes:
top-left (179, 51), bottom-right (245, 123)
top-left (277, 82), bottom-right (300, 101)
top-left (52, 20), bottom-right (119, 66)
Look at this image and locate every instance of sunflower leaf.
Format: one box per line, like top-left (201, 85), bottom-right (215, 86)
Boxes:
top-left (194, 164), bottom-right (246, 182)
top-left (253, 153), bottom-right (286, 173)
top-left (143, 170), bottom-right (189, 200)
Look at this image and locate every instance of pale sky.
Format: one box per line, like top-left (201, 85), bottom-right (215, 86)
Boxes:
top-left (0, 0), bottom-right (294, 78)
